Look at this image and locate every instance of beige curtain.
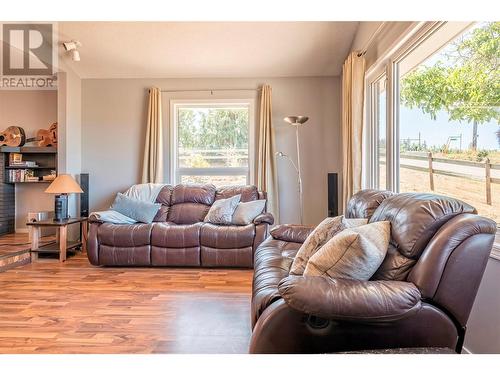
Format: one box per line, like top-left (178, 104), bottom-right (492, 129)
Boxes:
top-left (141, 87), bottom-right (164, 183)
top-left (257, 84), bottom-right (280, 223)
top-left (342, 52), bottom-right (366, 212)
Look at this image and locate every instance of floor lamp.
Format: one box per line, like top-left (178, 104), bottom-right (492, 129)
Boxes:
top-left (276, 116), bottom-right (309, 224)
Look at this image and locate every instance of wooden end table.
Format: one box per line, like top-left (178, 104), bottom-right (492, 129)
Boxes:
top-left (27, 217), bottom-right (88, 262)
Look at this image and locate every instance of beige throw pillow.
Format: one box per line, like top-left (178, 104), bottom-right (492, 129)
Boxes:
top-left (290, 216), bottom-right (368, 275)
top-left (232, 200), bottom-right (266, 225)
top-left (304, 221), bottom-right (391, 280)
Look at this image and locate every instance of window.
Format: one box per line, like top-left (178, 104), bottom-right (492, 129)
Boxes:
top-left (366, 22), bottom-right (500, 257)
top-left (171, 100), bottom-right (254, 186)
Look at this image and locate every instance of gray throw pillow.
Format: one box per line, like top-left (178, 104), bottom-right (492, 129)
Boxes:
top-left (304, 221), bottom-right (391, 280)
top-left (204, 194), bottom-right (241, 225)
top-left (232, 200), bottom-right (266, 225)
top-left (110, 193), bottom-right (161, 224)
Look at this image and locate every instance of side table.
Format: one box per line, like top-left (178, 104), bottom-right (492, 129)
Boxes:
top-left (27, 217), bottom-right (88, 262)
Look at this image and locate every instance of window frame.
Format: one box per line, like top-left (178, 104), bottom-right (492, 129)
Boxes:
top-left (169, 99), bottom-right (255, 186)
top-left (364, 21), bottom-right (500, 259)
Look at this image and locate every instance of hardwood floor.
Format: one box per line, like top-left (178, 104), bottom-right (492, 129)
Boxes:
top-left (0, 254), bottom-right (254, 353)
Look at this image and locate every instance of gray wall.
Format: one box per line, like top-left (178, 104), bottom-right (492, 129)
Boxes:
top-left (0, 90), bottom-right (57, 231)
top-left (464, 257), bottom-right (500, 353)
top-left (82, 76), bottom-right (341, 225)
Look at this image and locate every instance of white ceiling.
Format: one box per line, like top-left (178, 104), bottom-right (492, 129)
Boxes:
top-left (58, 22), bottom-right (359, 79)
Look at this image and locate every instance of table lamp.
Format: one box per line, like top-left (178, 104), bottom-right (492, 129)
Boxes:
top-left (45, 174), bottom-right (83, 221)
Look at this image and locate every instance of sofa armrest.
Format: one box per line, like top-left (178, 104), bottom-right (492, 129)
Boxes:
top-left (87, 221), bottom-right (101, 265)
top-left (269, 224), bottom-right (314, 243)
top-left (278, 275), bottom-right (421, 323)
top-left (253, 212), bottom-right (274, 225)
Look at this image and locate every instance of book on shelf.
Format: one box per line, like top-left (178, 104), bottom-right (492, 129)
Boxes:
top-left (8, 169), bottom-right (41, 182)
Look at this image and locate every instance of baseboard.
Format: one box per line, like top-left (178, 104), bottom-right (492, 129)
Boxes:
top-left (15, 228), bottom-right (29, 234)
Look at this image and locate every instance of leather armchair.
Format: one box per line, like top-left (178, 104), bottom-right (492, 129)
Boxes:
top-left (250, 190), bottom-right (496, 353)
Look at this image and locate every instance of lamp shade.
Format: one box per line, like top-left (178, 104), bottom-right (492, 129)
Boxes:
top-left (284, 116), bottom-right (309, 126)
top-left (45, 174), bottom-right (83, 194)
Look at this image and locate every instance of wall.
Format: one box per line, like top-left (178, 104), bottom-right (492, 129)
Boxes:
top-left (82, 77), bottom-right (341, 225)
top-left (0, 90), bottom-right (58, 231)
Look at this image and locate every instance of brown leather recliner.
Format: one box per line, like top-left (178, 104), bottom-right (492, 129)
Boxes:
top-left (250, 190), bottom-right (496, 353)
top-left (87, 184), bottom-right (274, 268)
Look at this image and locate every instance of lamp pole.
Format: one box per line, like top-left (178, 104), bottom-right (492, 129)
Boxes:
top-left (279, 116), bottom-right (309, 224)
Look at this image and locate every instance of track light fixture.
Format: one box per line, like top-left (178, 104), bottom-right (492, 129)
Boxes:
top-left (63, 41), bottom-right (82, 62)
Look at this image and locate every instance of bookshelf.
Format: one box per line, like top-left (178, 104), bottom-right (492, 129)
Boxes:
top-left (0, 146), bottom-right (57, 184)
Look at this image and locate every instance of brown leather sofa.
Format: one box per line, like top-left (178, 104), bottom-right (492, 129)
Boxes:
top-left (250, 190), bottom-right (496, 353)
top-left (87, 184), bottom-right (274, 268)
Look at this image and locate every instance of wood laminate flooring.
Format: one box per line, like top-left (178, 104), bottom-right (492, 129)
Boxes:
top-left (0, 254), bottom-right (254, 353)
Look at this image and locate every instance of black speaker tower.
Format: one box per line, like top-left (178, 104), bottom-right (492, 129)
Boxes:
top-left (80, 173), bottom-right (89, 217)
top-left (327, 173), bottom-right (338, 217)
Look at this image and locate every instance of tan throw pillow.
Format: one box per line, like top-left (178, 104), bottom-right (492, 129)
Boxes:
top-left (304, 221), bottom-right (391, 281)
top-left (290, 216), bottom-right (368, 275)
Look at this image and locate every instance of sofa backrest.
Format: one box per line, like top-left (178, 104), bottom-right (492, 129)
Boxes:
top-left (154, 183), bottom-right (264, 224)
top-left (368, 192), bottom-right (476, 280)
top-left (345, 189), bottom-right (394, 220)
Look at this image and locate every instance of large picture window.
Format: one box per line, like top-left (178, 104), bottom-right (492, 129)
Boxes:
top-left (366, 21), bottom-right (499, 256)
top-left (171, 100), bottom-right (254, 186)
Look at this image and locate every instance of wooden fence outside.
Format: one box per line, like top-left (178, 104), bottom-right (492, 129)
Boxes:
top-left (397, 152), bottom-right (500, 205)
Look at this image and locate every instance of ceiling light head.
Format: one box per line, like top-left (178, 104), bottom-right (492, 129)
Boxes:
top-left (63, 41), bottom-right (82, 61)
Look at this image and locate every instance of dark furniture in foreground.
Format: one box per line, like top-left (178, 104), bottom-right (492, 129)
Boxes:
top-left (87, 184), bottom-right (273, 268)
top-left (28, 217), bottom-right (88, 262)
top-left (250, 189), bottom-right (496, 353)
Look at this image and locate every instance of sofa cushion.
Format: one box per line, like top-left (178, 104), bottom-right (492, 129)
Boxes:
top-left (153, 185), bottom-right (174, 222)
top-left (290, 216), bottom-right (368, 275)
top-left (304, 221), bottom-right (390, 280)
top-left (168, 184), bottom-right (216, 224)
top-left (346, 189), bottom-right (394, 220)
top-left (171, 184), bottom-right (216, 205)
top-left (201, 246), bottom-right (253, 267)
top-left (216, 185), bottom-right (259, 202)
top-left (200, 223), bottom-right (255, 249)
top-left (369, 192), bottom-right (476, 259)
top-left (97, 223), bottom-right (152, 247)
top-left (151, 222), bottom-right (201, 248)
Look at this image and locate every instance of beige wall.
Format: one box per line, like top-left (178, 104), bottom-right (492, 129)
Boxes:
top-left (0, 90), bottom-right (58, 231)
top-left (82, 77), bottom-right (341, 225)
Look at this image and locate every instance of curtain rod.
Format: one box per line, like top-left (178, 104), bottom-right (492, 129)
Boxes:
top-left (357, 22), bottom-right (387, 57)
top-left (160, 88), bottom-right (262, 93)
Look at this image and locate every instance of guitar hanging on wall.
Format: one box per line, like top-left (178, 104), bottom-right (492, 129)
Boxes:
top-left (0, 123), bottom-right (58, 147)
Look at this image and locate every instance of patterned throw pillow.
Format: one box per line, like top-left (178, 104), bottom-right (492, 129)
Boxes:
top-left (232, 200), bottom-right (266, 225)
top-left (290, 216), bottom-right (368, 275)
top-left (204, 194), bottom-right (241, 225)
top-left (304, 221), bottom-right (391, 280)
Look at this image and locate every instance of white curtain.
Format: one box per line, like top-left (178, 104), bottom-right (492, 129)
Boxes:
top-left (142, 87), bottom-right (164, 183)
top-left (257, 84), bottom-right (280, 223)
top-left (342, 52), bottom-right (366, 212)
